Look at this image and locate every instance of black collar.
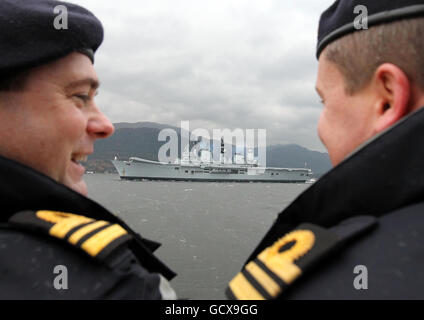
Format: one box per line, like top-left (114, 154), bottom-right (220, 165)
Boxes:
top-left (0, 154), bottom-right (176, 279)
top-left (0, 155), bottom-right (118, 222)
top-left (248, 107), bottom-right (424, 260)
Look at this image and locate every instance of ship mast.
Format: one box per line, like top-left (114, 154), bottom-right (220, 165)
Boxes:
top-left (220, 137), bottom-right (225, 164)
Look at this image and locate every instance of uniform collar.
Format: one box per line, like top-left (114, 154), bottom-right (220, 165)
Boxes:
top-left (248, 107), bottom-right (424, 260)
top-left (0, 155), bottom-right (120, 222)
top-left (0, 154), bottom-right (176, 279)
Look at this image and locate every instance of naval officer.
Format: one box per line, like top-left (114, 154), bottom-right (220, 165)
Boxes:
top-left (227, 0), bottom-right (424, 299)
top-left (0, 0), bottom-right (176, 299)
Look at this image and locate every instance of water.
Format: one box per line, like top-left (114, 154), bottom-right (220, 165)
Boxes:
top-left (84, 174), bottom-right (309, 300)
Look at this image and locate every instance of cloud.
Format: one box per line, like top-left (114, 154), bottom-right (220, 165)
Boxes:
top-left (69, 0), bottom-right (335, 151)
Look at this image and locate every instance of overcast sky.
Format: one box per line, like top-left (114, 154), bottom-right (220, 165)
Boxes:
top-left (70, 0), bottom-right (335, 151)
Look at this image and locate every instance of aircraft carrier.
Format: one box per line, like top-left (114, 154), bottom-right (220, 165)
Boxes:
top-left (111, 139), bottom-right (312, 183)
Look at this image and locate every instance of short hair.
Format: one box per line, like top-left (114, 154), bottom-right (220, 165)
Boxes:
top-left (324, 17), bottom-right (424, 95)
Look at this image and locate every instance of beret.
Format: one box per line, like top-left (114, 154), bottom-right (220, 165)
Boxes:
top-left (317, 0), bottom-right (424, 59)
top-left (0, 0), bottom-right (103, 75)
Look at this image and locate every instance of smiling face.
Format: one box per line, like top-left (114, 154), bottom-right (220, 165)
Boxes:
top-left (0, 52), bottom-right (114, 195)
top-left (315, 55), bottom-right (377, 166)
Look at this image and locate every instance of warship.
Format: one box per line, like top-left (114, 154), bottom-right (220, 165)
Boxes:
top-left (111, 139), bottom-right (312, 183)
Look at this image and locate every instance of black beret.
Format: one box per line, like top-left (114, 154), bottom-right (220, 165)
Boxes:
top-left (317, 0), bottom-right (424, 59)
top-left (0, 0), bottom-right (103, 75)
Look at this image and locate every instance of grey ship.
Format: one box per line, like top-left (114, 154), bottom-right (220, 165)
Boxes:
top-left (112, 139), bottom-right (312, 183)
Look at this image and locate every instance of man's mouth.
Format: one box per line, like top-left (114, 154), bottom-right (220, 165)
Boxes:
top-left (67, 153), bottom-right (90, 195)
top-left (70, 154), bottom-right (88, 177)
top-left (71, 154), bottom-right (88, 165)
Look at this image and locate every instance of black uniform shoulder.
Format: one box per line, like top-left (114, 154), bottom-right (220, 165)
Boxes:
top-left (227, 201), bottom-right (424, 300)
top-left (0, 210), bottom-right (174, 299)
top-left (7, 210), bottom-right (133, 263)
top-left (285, 200), bottom-right (424, 300)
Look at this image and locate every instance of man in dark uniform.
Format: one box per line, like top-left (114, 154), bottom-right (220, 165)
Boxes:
top-left (0, 0), bottom-right (177, 299)
top-left (227, 0), bottom-right (424, 299)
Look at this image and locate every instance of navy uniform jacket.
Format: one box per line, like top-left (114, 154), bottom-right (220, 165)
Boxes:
top-left (0, 156), bottom-right (177, 299)
top-left (227, 107), bottom-right (424, 300)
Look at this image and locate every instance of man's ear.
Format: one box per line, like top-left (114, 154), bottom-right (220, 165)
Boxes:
top-left (373, 63), bottom-right (411, 133)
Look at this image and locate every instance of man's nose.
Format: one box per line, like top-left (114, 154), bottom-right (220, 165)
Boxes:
top-left (87, 106), bottom-right (115, 139)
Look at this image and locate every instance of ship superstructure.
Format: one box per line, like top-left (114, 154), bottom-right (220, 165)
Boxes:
top-left (111, 139), bottom-right (312, 183)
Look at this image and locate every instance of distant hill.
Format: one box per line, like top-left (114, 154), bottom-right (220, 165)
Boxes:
top-left (90, 127), bottom-right (164, 161)
top-left (86, 122), bottom-right (331, 175)
top-left (113, 122), bottom-right (181, 131)
top-left (266, 144), bottom-right (331, 174)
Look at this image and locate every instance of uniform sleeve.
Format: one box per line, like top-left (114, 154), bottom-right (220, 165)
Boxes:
top-left (101, 246), bottom-right (177, 300)
top-left (0, 228), bottom-right (177, 300)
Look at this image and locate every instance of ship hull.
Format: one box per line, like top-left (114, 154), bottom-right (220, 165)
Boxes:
top-left (112, 158), bottom-right (311, 183)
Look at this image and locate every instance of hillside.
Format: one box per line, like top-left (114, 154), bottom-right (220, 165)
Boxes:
top-left (86, 123), bottom-right (331, 175)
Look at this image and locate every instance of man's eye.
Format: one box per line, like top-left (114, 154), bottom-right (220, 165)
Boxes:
top-left (74, 94), bottom-right (90, 103)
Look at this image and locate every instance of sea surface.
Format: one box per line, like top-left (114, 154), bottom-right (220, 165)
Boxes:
top-left (84, 174), bottom-right (309, 300)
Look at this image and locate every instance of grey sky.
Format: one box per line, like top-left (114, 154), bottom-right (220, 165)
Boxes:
top-left (71, 0), bottom-right (336, 151)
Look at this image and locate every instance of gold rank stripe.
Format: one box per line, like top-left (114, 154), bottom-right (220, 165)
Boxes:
top-left (257, 255), bottom-right (302, 285)
top-left (228, 272), bottom-right (265, 300)
top-left (68, 220), bottom-right (109, 245)
top-left (245, 261), bottom-right (281, 298)
top-left (37, 211), bottom-right (94, 239)
top-left (80, 224), bottom-right (128, 257)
